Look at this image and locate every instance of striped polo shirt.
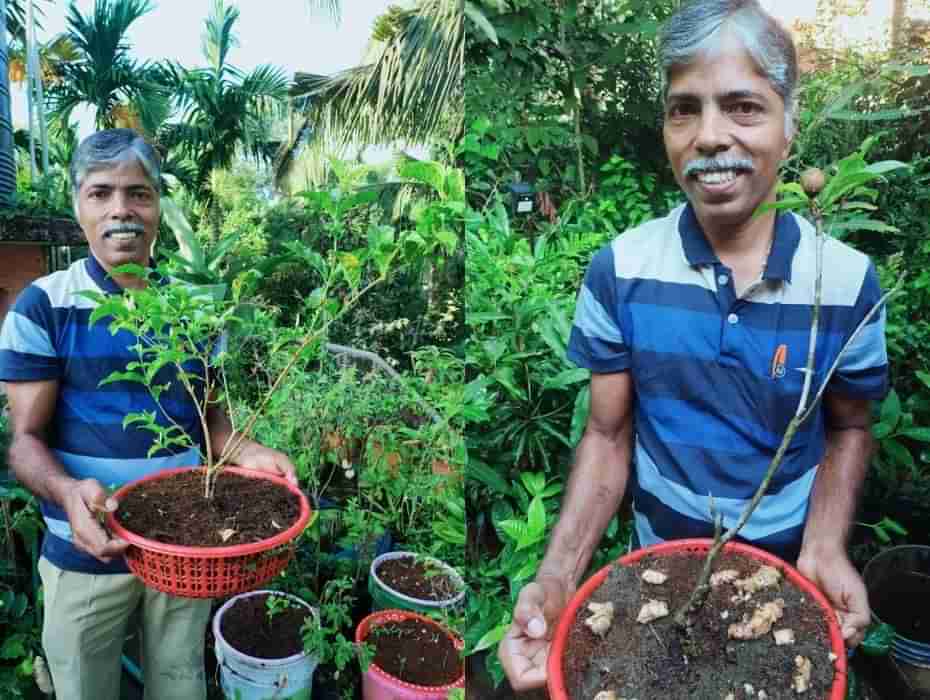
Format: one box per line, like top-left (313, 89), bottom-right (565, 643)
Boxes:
top-left (567, 202), bottom-right (888, 561)
top-left (0, 255), bottom-right (204, 574)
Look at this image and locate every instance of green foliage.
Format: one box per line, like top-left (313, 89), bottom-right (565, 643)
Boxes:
top-left (301, 579), bottom-right (374, 675)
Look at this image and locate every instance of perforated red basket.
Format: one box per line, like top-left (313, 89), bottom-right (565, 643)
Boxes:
top-left (547, 539), bottom-right (847, 700)
top-left (106, 466), bottom-right (312, 599)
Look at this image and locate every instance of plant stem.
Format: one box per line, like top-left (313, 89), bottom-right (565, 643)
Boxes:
top-left (672, 206), bottom-right (899, 629)
top-left (214, 274), bottom-right (389, 474)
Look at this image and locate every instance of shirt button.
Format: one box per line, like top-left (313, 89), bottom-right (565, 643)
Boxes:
top-left (727, 313), bottom-right (739, 325)
top-left (718, 274), bottom-right (729, 286)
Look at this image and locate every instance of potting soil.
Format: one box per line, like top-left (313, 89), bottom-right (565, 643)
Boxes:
top-left (117, 470), bottom-right (301, 546)
top-left (376, 557), bottom-right (459, 601)
top-left (369, 618), bottom-right (462, 687)
top-left (220, 593), bottom-right (310, 658)
top-left (564, 551), bottom-right (835, 700)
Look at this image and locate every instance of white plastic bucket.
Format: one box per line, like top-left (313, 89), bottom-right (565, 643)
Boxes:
top-left (213, 590), bottom-right (319, 700)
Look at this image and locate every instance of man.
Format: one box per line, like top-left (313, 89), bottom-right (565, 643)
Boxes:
top-left (0, 129), bottom-right (297, 700)
top-left (499, 0), bottom-right (888, 691)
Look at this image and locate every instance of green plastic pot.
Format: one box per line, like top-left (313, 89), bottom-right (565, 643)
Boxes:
top-left (368, 551), bottom-right (465, 614)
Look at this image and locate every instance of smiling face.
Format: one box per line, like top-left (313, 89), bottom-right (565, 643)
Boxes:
top-left (663, 31), bottom-right (793, 234)
top-left (75, 158), bottom-right (160, 282)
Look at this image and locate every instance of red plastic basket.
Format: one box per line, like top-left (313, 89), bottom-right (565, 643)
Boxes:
top-left (355, 609), bottom-right (466, 697)
top-left (106, 466), bottom-right (312, 598)
top-left (547, 539), bottom-right (847, 700)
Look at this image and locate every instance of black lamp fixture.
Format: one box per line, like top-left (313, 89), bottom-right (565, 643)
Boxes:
top-left (508, 179), bottom-right (535, 216)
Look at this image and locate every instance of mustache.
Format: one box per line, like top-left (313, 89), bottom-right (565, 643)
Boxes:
top-left (103, 223), bottom-right (146, 237)
top-left (683, 157), bottom-right (755, 177)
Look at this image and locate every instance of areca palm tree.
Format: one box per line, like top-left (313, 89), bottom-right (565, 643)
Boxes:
top-left (45, 0), bottom-right (165, 132)
top-left (279, 0), bottom-right (463, 183)
top-left (157, 0), bottom-right (288, 195)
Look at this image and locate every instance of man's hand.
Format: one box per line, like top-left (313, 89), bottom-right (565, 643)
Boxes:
top-left (797, 547), bottom-right (870, 648)
top-left (232, 441), bottom-right (298, 485)
top-left (63, 478), bottom-right (130, 564)
top-left (499, 575), bottom-right (572, 691)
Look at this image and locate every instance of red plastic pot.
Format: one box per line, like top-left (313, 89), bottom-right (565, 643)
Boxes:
top-left (547, 539), bottom-right (847, 700)
top-left (106, 466), bottom-right (312, 598)
top-left (355, 609), bottom-right (465, 700)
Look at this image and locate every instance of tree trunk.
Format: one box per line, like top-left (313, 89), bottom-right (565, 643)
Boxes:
top-left (0, 0), bottom-right (17, 206)
top-left (891, 0), bottom-right (908, 54)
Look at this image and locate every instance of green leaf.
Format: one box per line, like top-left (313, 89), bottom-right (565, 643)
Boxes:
top-left (473, 622), bottom-right (510, 653)
top-left (466, 459), bottom-right (510, 495)
top-left (860, 622), bottom-right (895, 656)
top-left (872, 422), bottom-right (893, 440)
top-left (830, 219), bottom-right (899, 236)
top-left (865, 160), bottom-right (909, 175)
top-left (464, 1), bottom-right (498, 45)
top-left (880, 517), bottom-right (908, 536)
top-left (498, 519), bottom-right (528, 544)
top-left (520, 472), bottom-right (546, 497)
top-left (526, 496), bottom-right (546, 537)
top-left (900, 427), bottom-right (930, 443)
top-left (880, 390), bottom-right (901, 431)
top-left (882, 438), bottom-right (915, 470)
top-left (570, 385), bottom-right (591, 447)
top-left (542, 368), bottom-right (590, 391)
top-left (917, 371), bottom-right (930, 390)
top-left (493, 367), bottom-right (527, 401)
top-left (0, 635), bottom-right (25, 660)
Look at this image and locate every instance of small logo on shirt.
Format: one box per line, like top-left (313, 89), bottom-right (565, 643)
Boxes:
top-left (771, 344), bottom-right (787, 379)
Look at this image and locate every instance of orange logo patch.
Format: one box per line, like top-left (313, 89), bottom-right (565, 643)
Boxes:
top-left (771, 344), bottom-right (787, 379)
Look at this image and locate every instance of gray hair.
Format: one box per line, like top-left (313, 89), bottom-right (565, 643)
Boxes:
top-left (70, 129), bottom-right (162, 210)
top-left (659, 0), bottom-right (799, 138)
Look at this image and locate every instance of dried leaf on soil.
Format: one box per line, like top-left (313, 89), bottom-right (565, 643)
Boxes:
top-left (218, 528), bottom-right (237, 542)
top-left (636, 599), bottom-right (669, 624)
top-left (585, 601), bottom-right (615, 636)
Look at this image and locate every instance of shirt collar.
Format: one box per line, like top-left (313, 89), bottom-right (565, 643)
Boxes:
top-left (85, 254), bottom-right (163, 295)
top-left (677, 202), bottom-right (801, 283)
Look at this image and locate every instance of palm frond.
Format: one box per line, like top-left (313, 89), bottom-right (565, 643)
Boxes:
top-left (201, 0), bottom-right (239, 76)
top-left (287, 0), bottom-right (462, 164)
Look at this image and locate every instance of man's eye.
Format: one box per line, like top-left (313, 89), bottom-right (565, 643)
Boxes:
top-left (668, 104), bottom-right (696, 118)
top-left (729, 102), bottom-right (761, 115)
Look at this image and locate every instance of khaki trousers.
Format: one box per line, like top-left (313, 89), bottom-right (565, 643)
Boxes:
top-left (38, 556), bottom-right (213, 700)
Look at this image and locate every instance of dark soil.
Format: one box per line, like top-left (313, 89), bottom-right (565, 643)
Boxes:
top-left (564, 551), bottom-right (836, 700)
top-left (219, 593), bottom-right (311, 659)
top-left (377, 556), bottom-right (460, 601)
top-left (871, 572), bottom-right (930, 643)
top-left (116, 469), bottom-right (301, 547)
top-left (369, 618), bottom-right (463, 687)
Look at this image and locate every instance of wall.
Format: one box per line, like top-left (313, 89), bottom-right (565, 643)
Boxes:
top-left (0, 244), bottom-right (47, 325)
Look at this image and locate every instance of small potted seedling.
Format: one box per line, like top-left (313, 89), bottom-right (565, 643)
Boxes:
top-left (213, 590), bottom-right (319, 699)
top-left (369, 551), bottom-right (465, 614)
top-left (84, 221), bottom-right (401, 598)
top-left (355, 608), bottom-right (464, 700)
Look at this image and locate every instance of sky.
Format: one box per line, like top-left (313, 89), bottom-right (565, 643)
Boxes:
top-left (761, 0), bottom-right (930, 47)
top-left (12, 0), bottom-right (395, 132)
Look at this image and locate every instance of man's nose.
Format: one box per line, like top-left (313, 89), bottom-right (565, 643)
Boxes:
top-left (110, 191), bottom-right (134, 218)
top-left (695, 107), bottom-right (731, 155)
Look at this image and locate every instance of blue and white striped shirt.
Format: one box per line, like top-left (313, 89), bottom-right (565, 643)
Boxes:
top-left (567, 203), bottom-right (888, 561)
top-left (0, 255), bottom-right (204, 574)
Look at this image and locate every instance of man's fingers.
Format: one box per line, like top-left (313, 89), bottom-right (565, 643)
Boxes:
top-left (499, 624), bottom-right (549, 692)
top-left (514, 583), bottom-right (548, 638)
